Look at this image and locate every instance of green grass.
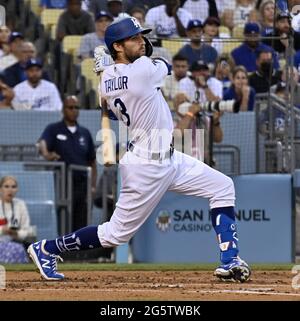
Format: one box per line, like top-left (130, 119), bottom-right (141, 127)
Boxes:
top-left (2, 263), bottom-right (297, 272)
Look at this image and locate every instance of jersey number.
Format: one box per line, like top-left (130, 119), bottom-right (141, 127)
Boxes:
top-left (114, 98), bottom-right (130, 126)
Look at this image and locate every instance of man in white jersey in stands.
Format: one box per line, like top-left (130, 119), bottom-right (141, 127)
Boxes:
top-left (12, 59), bottom-right (62, 111)
top-left (27, 17), bottom-right (251, 283)
top-left (145, 0), bottom-right (192, 37)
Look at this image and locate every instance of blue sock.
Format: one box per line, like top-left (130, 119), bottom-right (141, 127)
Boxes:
top-left (44, 226), bottom-right (101, 255)
top-left (211, 207), bottom-right (239, 264)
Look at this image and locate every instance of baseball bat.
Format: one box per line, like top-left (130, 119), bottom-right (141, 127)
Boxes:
top-left (97, 74), bottom-right (116, 166)
top-left (94, 45), bottom-right (116, 166)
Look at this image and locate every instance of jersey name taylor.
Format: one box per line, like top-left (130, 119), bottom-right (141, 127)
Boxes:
top-left (104, 76), bottom-right (128, 93)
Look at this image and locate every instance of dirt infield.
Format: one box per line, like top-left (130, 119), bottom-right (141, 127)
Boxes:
top-left (1, 270), bottom-right (300, 300)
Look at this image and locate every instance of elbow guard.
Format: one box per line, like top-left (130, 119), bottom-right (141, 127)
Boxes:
top-left (152, 57), bottom-right (172, 75)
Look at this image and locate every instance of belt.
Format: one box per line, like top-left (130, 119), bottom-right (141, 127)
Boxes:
top-left (128, 142), bottom-right (174, 160)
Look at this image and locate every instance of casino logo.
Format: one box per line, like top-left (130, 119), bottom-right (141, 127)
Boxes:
top-left (156, 210), bottom-right (171, 232)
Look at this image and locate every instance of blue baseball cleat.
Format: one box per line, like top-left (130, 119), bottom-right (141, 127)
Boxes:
top-left (27, 240), bottom-right (64, 281)
top-left (214, 256), bottom-right (251, 283)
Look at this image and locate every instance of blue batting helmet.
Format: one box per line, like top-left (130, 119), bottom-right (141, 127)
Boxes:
top-left (105, 17), bottom-right (152, 53)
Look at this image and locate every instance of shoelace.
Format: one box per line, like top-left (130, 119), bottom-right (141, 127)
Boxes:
top-left (50, 254), bottom-right (63, 274)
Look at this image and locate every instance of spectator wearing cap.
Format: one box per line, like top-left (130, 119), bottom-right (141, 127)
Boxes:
top-left (83, 0), bottom-right (109, 18)
top-left (262, 11), bottom-right (300, 55)
top-left (106, 0), bottom-right (130, 21)
top-left (3, 42), bottom-right (50, 88)
top-left (248, 49), bottom-right (281, 94)
top-left (56, 0), bottom-right (95, 42)
top-left (177, 60), bottom-right (223, 104)
top-left (174, 60), bottom-right (223, 164)
top-left (231, 22), bottom-right (279, 72)
top-left (0, 32), bottom-right (24, 71)
top-left (202, 16), bottom-right (228, 54)
top-left (178, 19), bottom-right (218, 66)
top-left (78, 11), bottom-right (113, 60)
top-left (224, 65), bottom-right (256, 111)
top-left (145, 0), bottom-right (193, 38)
top-left (12, 59), bottom-right (62, 111)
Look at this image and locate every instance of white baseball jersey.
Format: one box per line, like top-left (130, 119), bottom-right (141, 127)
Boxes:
top-left (145, 5), bottom-right (192, 37)
top-left (98, 55), bottom-right (235, 250)
top-left (101, 56), bottom-right (174, 152)
top-left (183, 0), bottom-right (210, 22)
top-left (179, 76), bottom-right (223, 103)
top-left (12, 80), bottom-right (62, 111)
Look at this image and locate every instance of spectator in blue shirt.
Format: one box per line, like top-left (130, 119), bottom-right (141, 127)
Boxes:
top-left (178, 19), bottom-right (218, 67)
top-left (40, 0), bottom-right (67, 9)
top-left (38, 95), bottom-right (97, 230)
top-left (224, 66), bottom-right (256, 111)
top-left (231, 22), bottom-right (279, 73)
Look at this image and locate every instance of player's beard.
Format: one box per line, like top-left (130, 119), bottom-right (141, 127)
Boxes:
top-left (124, 46), bottom-right (146, 63)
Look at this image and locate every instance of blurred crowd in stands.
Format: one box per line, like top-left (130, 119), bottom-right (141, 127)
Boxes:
top-left (0, 0), bottom-right (298, 114)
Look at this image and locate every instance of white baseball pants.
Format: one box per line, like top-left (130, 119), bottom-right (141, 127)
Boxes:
top-left (98, 150), bottom-right (235, 247)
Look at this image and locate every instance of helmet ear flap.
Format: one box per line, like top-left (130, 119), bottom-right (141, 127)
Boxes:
top-left (143, 36), bottom-right (153, 57)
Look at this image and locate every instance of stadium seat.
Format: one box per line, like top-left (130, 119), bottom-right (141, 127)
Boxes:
top-left (27, 201), bottom-right (58, 239)
top-left (0, 171), bottom-right (55, 202)
top-left (51, 24), bottom-right (57, 40)
top-left (41, 9), bottom-right (64, 31)
top-left (219, 25), bottom-right (231, 37)
top-left (222, 41), bottom-right (242, 54)
top-left (232, 25), bottom-right (244, 39)
top-left (29, 0), bottom-right (41, 16)
top-left (81, 58), bottom-right (100, 92)
top-left (62, 35), bottom-right (83, 58)
top-left (161, 39), bottom-right (185, 56)
top-left (0, 162), bottom-right (24, 172)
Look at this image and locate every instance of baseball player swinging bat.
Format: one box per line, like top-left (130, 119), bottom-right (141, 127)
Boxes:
top-left (94, 45), bottom-right (115, 166)
top-left (26, 17), bottom-right (250, 284)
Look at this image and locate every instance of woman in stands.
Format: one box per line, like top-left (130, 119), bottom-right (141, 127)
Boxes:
top-left (0, 176), bottom-right (36, 263)
top-left (223, 66), bottom-right (256, 111)
top-left (259, 0), bottom-right (275, 36)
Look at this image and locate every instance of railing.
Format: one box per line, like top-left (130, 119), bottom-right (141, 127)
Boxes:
top-left (0, 144), bottom-right (39, 161)
top-left (24, 161), bottom-right (68, 234)
top-left (67, 164), bottom-right (92, 233)
top-left (213, 144), bottom-right (240, 176)
top-left (255, 93), bottom-right (300, 173)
